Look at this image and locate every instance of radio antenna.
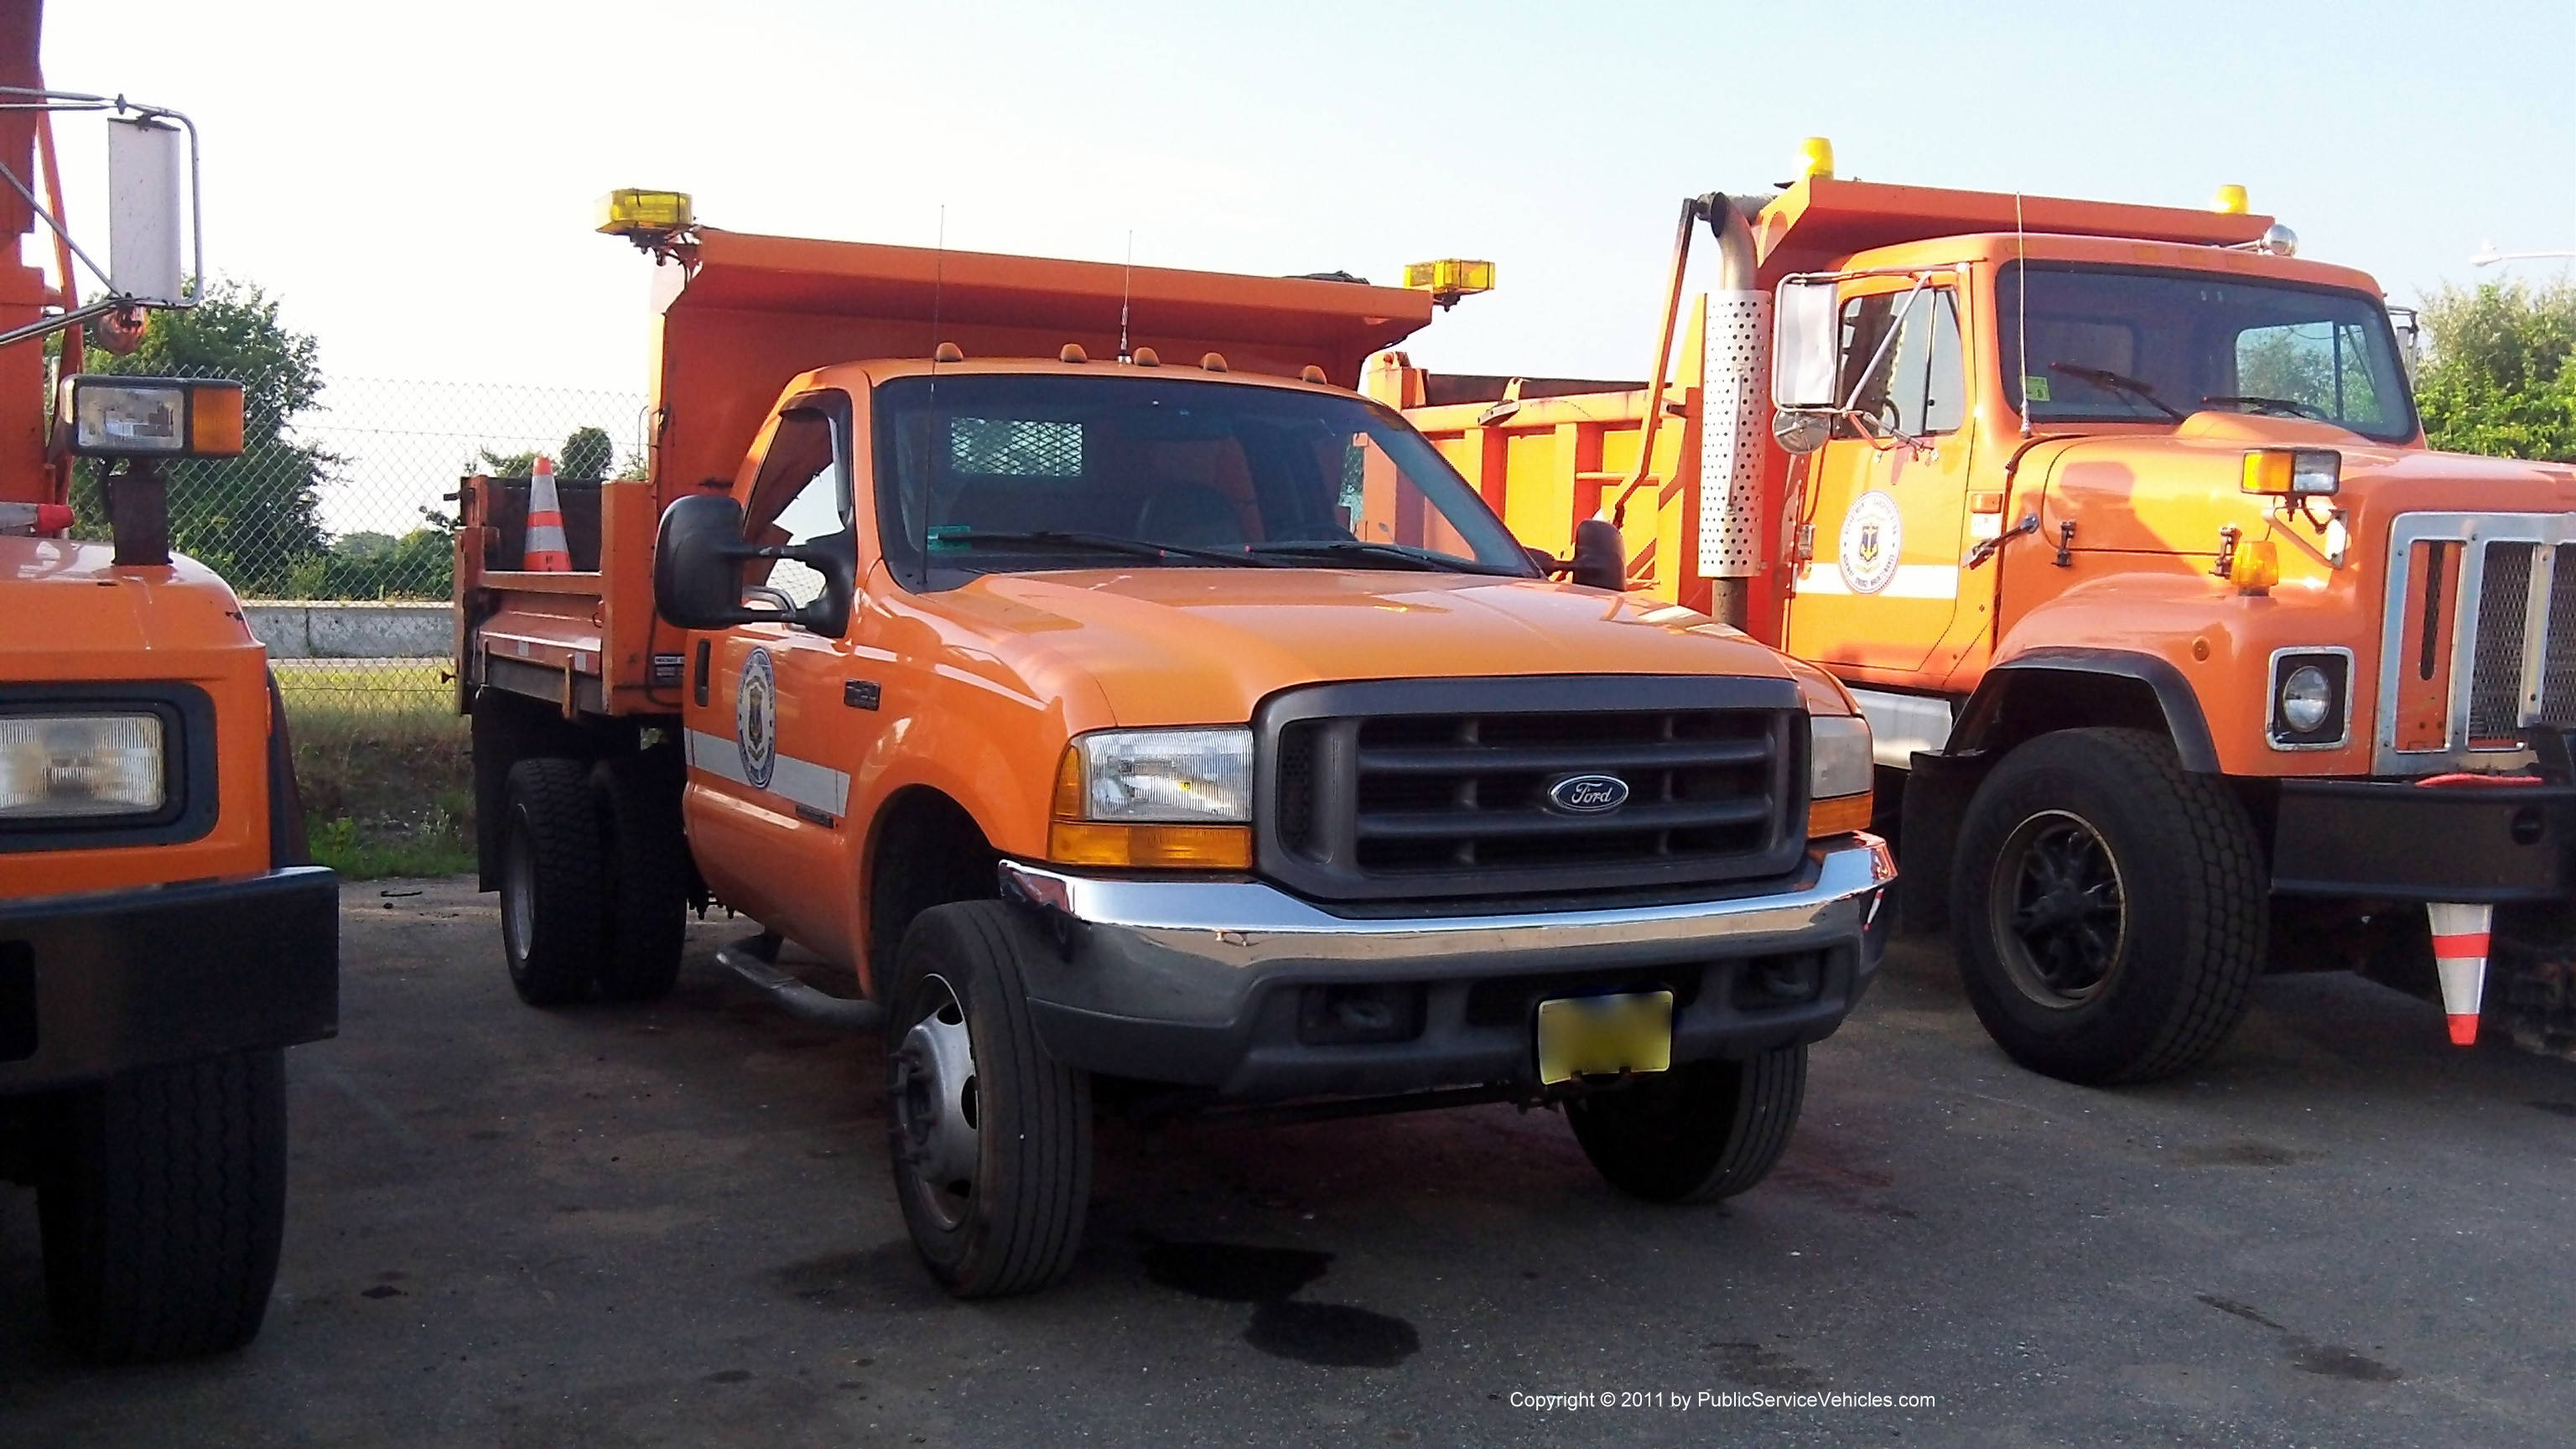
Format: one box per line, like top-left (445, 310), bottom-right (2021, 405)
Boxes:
top-left (1118, 230), bottom-right (1135, 361)
top-left (2014, 191), bottom-right (2030, 437)
top-left (931, 204), bottom-right (947, 370)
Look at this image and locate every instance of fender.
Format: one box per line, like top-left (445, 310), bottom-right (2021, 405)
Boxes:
top-left (1951, 646), bottom-right (2220, 773)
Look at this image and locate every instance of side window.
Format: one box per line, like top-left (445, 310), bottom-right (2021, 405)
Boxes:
top-left (740, 410), bottom-right (846, 607)
top-left (1836, 288), bottom-right (1965, 438)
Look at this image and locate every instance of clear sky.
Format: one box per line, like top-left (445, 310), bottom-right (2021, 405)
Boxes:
top-left (37, 0), bottom-right (2576, 396)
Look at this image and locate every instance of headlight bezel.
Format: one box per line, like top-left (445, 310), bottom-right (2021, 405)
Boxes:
top-left (2266, 647), bottom-right (2352, 750)
top-left (0, 683), bottom-right (216, 851)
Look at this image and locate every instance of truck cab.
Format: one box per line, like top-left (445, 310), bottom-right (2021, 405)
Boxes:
top-left (460, 206), bottom-right (1896, 1297)
top-left (1394, 153), bottom-right (2576, 1085)
top-left (0, 5), bottom-right (337, 1366)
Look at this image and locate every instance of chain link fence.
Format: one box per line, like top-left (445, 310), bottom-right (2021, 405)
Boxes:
top-left (83, 370), bottom-right (648, 714)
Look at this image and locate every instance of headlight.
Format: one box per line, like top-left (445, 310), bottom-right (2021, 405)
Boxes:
top-left (59, 375), bottom-right (247, 460)
top-left (1809, 714), bottom-right (1872, 800)
top-left (1806, 714), bottom-right (1874, 839)
top-left (2280, 667), bottom-right (2332, 733)
top-left (0, 714), bottom-right (165, 818)
top-left (1067, 727), bottom-right (1254, 823)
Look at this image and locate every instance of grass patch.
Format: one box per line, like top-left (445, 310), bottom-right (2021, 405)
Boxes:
top-left (283, 679), bottom-right (474, 880)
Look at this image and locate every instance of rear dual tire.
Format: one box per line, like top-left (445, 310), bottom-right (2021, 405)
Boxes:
top-left (497, 753), bottom-right (687, 1007)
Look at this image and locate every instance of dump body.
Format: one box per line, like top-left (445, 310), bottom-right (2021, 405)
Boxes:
top-left (1397, 169), bottom-right (2576, 1067)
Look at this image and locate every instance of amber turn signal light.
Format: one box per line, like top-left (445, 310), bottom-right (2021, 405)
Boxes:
top-left (1047, 822), bottom-right (1253, 870)
top-left (1806, 791), bottom-right (1873, 839)
top-left (2241, 449), bottom-right (2338, 497)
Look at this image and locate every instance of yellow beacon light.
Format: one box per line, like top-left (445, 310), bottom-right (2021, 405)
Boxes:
top-left (1796, 137), bottom-right (1836, 180)
top-left (2212, 184), bottom-right (2251, 216)
top-left (1403, 258), bottom-right (1496, 309)
top-left (596, 189), bottom-right (694, 239)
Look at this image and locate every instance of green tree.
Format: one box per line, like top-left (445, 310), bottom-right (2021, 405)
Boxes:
top-left (2414, 278), bottom-right (2576, 460)
top-left (70, 279), bottom-right (338, 595)
top-left (475, 426), bottom-right (615, 480)
top-left (561, 425), bottom-right (612, 481)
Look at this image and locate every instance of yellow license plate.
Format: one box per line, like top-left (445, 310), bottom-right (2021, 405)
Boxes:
top-left (1535, 990), bottom-right (1674, 1085)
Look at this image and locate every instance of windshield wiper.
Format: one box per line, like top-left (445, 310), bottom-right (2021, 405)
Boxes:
top-left (927, 529), bottom-right (1280, 568)
top-left (2049, 361), bottom-right (2185, 421)
top-left (2202, 393), bottom-right (2332, 422)
top-left (1244, 538), bottom-right (1519, 575)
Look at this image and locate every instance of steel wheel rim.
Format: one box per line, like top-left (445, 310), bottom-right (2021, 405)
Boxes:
top-left (501, 823), bottom-right (535, 968)
top-left (1989, 808), bottom-right (2127, 1008)
top-left (892, 974), bottom-right (979, 1231)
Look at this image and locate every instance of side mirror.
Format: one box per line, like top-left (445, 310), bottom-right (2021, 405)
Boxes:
top-left (1770, 276), bottom-right (1842, 412)
top-left (653, 493), bottom-right (854, 636)
top-left (106, 117), bottom-right (186, 307)
top-left (1569, 518), bottom-right (1627, 591)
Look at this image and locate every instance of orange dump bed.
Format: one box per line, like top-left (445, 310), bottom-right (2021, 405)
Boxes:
top-left (459, 228), bottom-right (1436, 718)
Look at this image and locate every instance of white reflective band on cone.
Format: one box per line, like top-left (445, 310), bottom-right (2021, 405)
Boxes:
top-left (2426, 901), bottom-right (2493, 1047)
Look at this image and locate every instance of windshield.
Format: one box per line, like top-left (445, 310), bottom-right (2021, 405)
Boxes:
top-left (1996, 262), bottom-right (2418, 443)
top-left (871, 374), bottom-right (1538, 591)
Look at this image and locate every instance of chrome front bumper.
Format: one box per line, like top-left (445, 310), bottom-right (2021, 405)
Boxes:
top-left (996, 836), bottom-right (1896, 1098)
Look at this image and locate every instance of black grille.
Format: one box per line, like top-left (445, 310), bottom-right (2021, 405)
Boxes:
top-left (1258, 676), bottom-right (1806, 902)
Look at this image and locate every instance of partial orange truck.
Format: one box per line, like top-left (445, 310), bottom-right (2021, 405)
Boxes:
top-left (0, 1), bottom-right (338, 1365)
top-left (1392, 140), bottom-right (2576, 1083)
top-left (455, 194), bottom-right (1896, 1296)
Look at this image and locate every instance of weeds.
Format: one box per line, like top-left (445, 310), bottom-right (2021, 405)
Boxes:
top-left (282, 681), bottom-right (473, 880)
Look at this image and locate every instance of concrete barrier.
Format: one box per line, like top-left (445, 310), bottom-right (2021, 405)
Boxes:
top-left (243, 601), bottom-right (453, 660)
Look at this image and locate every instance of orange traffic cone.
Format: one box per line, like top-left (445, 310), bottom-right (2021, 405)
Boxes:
top-left (523, 455), bottom-right (572, 572)
top-left (2426, 901), bottom-right (2492, 1046)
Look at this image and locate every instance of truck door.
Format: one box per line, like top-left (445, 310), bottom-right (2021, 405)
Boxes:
top-left (1784, 281), bottom-right (1974, 681)
top-left (681, 400), bottom-right (867, 958)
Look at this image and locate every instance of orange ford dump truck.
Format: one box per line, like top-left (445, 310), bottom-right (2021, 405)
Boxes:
top-left (1391, 140), bottom-right (2576, 1086)
top-left (455, 194), bottom-right (1897, 1297)
top-left (0, 1), bottom-right (338, 1367)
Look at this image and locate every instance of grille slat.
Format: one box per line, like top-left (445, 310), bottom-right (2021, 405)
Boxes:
top-left (1261, 677), bottom-right (1806, 902)
top-left (2467, 541), bottom-right (2534, 742)
top-left (1354, 737), bottom-right (1774, 775)
top-left (2545, 544), bottom-right (2576, 730)
top-left (1355, 797), bottom-right (1777, 841)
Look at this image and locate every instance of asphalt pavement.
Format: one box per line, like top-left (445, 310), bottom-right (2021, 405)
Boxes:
top-left (4, 877), bottom-right (2572, 1447)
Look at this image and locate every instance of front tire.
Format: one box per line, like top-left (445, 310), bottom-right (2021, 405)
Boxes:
top-left (39, 1049), bottom-right (288, 1363)
top-left (1566, 1045), bottom-right (1807, 1202)
top-left (498, 757), bottom-right (608, 1007)
top-left (1951, 728), bottom-right (2266, 1084)
top-left (886, 901), bottom-right (1091, 1298)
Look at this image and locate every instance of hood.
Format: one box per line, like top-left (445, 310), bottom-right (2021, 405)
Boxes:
top-left (927, 568), bottom-right (1795, 728)
top-left (2040, 413), bottom-right (2576, 563)
top-left (0, 536), bottom-right (260, 660)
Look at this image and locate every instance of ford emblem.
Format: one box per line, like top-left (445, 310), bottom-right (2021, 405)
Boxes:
top-left (1547, 773), bottom-right (1630, 814)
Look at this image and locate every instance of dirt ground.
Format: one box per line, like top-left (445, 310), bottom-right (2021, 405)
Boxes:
top-left (4, 877), bottom-right (2573, 1447)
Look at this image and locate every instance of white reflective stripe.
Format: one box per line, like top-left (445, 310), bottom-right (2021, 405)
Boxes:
top-left (1795, 563), bottom-right (1960, 599)
top-left (1846, 688), bottom-right (1955, 770)
top-left (686, 728), bottom-right (849, 818)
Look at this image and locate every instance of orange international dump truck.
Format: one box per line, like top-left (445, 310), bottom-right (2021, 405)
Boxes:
top-left (0, 2), bottom-right (338, 1365)
top-left (1392, 139), bottom-right (2576, 1085)
top-left (455, 194), bottom-right (1897, 1296)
